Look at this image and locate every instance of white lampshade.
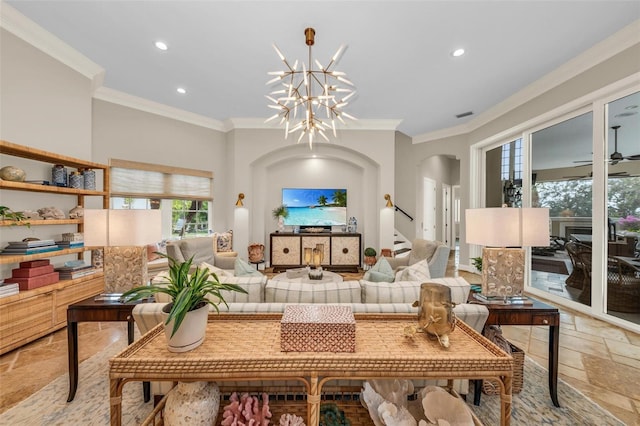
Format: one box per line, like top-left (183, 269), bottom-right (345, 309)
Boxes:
top-left (465, 207), bottom-right (549, 248)
top-left (84, 209), bottom-right (162, 246)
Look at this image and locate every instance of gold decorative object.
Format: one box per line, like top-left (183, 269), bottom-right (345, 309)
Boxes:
top-left (406, 283), bottom-right (456, 348)
top-left (384, 194), bottom-right (393, 208)
top-left (235, 193), bottom-right (245, 207)
top-left (266, 27), bottom-right (356, 149)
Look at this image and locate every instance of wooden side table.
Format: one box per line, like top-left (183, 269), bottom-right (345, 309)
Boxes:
top-left (471, 297), bottom-right (560, 407)
top-left (66, 295), bottom-right (151, 402)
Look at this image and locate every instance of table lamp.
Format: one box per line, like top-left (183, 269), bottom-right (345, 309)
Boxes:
top-left (84, 209), bottom-right (162, 294)
top-left (465, 207), bottom-right (549, 301)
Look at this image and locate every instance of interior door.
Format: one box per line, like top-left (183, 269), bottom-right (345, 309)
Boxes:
top-left (442, 184), bottom-right (452, 246)
top-left (422, 177), bottom-right (436, 240)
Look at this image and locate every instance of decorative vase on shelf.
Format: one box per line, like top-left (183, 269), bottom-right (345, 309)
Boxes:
top-left (278, 216), bottom-right (285, 232)
top-left (164, 381), bottom-right (220, 426)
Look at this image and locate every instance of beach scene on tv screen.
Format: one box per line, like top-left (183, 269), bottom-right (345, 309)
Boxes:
top-left (282, 188), bottom-right (347, 226)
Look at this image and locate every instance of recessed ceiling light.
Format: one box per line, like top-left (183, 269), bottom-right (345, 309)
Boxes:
top-left (155, 41), bottom-right (168, 51)
top-left (176, 87), bottom-right (187, 94)
top-left (451, 48), bottom-right (465, 57)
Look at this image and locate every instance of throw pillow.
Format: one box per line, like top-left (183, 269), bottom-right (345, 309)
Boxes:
top-left (234, 257), bottom-right (262, 277)
top-left (199, 262), bottom-right (233, 279)
top-left (400, 259), bottom-right (431, 282)
top-left (216, 230), bottom-right (233, 252)
top-left (363, 257), bottom-right (394, 282)
top-left (146, 244), bottom-right (161, 261)
top-left (366, 270), bottom-right (396, 283)
top-left (214, 253), bottom-right (237, 270)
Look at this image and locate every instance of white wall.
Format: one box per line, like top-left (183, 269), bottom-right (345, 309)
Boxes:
top-left (227, 128), bottom-right (395, 261)
top-left (91, 100), bottom-right (228, 235)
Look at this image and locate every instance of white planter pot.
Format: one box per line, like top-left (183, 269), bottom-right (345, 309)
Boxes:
top-left (162, 302), bottom-right (209, 353)
top-left (164, 381), bottom-right (220, 426)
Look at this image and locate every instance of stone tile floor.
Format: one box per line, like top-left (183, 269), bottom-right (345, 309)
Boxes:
top-left (0, 256), bottom-right (638, 424)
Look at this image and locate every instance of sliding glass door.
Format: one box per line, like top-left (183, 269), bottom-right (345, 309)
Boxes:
top-left (605, 92), bottom-right (640, 325)
top-left (530, 112), bottom-right (593, 306)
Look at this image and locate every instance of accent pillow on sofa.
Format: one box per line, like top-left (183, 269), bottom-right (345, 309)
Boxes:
top-left (361, 280), bottom-right (421, 304)
top-left (206, 275), bottom-right (266, 304)
top-left (214, 254), bottom-right (236, 270)
top-left (216, 230), bottom-right (233, 252)
top-left (428, 277), bottom-right (471, 305)
top-left (399, 259), bottom-right (431, 282)
top-left (234, 257), bottom-right (262, 277)
top-left (200, 262), bottom-right (233, 279)
top-left (265, 280), bottom-right (362, 304)
top-left (363, 257), bottom-right (395, 282)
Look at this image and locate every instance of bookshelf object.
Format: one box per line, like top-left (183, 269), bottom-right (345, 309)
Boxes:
top-left (0, 140), bottom-right (108, 354)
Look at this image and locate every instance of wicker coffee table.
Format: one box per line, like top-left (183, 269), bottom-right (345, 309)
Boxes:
top-left (109, 314), bottom-right (513, 425)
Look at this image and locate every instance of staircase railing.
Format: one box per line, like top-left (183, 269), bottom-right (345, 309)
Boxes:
top-left (394, 205), bottom-right (414, 222)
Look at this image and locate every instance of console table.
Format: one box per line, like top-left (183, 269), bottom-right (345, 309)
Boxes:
top-left (472, 297), bottom-right (560, 407)
top-left (109, 313), bottom-right (513, 425)
top-left (67, 296), bottom-right (150, 402)
top-left (270, 232), bottom-right (361, 272)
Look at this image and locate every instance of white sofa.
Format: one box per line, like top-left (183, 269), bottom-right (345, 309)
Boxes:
top-left (132, 275), bottom-right (488, 397)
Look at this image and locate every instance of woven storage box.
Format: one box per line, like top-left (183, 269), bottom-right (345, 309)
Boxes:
top-left (482, 341), bottom-right (524, 395)
top-left (61, 232), bottom-right (83, 242)
top-left (281, 305), bottom-right (356, 352)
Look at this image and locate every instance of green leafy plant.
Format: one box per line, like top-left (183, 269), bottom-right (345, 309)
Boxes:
top-left (0, 206), bottom-right (30, 227)
top-left (364, 247), bottom-right (377, 257)
top-left (471, 257), bottom-right (483, 272)
top-left (121, 253), bottom-right (247, 337)
top-left (272, 204), bottom-right (289, 219)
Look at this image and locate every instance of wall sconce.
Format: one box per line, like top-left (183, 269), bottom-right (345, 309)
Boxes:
top-left (384, 194), bottom-right (393, 208)
top-left (235, 193), bottom-right (245, 207)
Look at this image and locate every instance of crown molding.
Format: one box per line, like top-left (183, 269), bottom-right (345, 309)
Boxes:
top-left (0, 2), bottom-right (105, 89)
top-left (413, 19), bottom-right (640, 144)
top-left (94, 87), bottom-right (226, 131)
top-left (226, 118), bottom-right (403, 132)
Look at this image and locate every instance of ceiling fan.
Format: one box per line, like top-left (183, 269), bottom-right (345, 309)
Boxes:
top-left (574, 125), bottom-right (640, 166)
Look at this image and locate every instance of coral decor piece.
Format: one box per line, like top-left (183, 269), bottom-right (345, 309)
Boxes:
top-left (279, 413), bottom-right (305, 426)
top-left (361, 381), bottom-right (416, 426)
top-left (37, 206), bottom-right (65, 220)
top-left (420, 386), bottom-right (474, 426)
top-left (221, 392), bottom-right (272, 426)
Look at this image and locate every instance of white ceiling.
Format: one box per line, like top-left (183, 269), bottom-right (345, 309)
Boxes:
top-left (6, 0), bottom-right (640, 146)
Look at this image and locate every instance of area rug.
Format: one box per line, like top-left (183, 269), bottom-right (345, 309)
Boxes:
top-left (0, 337), bottom-right (624, 426)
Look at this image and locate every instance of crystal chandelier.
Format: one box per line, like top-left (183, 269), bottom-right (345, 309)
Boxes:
top-left (266, 28), bottom-right (356, 149)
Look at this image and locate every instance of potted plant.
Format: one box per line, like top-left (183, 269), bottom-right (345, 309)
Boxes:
top-left (0, 206), bottom-right (30, 227)
top-left (121, 253), bottom-right (247, 352)
top-left (364, 247), bottom-right (377, 267)
top-left (272, 204), bottom-right (289, 232)
top-left (471, 256), bottom-right (483, 272)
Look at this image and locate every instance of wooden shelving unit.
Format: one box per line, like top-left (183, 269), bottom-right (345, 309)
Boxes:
top-left (0, 140), bottom-right (109, 354)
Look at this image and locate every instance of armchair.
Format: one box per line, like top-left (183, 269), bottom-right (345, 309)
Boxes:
top-left (166, 236), bottom-right (237, 270)
top-left (384, 239), bottom-right (450, 278)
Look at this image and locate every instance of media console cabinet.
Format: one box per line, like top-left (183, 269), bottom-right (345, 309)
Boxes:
top-left (270, 232), bottom-right (361, 272)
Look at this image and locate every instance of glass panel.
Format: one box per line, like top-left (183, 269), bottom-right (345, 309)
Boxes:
top-left (485, 138), bottom-right (523, 208)
top-left (530, 112), bottom-right (593, 305)
top-left (606, 92), bottom-right (640, 325)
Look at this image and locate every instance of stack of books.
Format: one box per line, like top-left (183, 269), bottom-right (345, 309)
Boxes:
top-left (55, 240), bottom-right (84, 249)
top-left (10, 260), bottom-right (60, 290)
top-left (473, 293), bottom-right (533, 305)
top-left (0, 281), bottom-right (19, 298)
top-left (55, 263), bottom-right (96, 280)
top-left (1, 239), bottom-right (62, 255)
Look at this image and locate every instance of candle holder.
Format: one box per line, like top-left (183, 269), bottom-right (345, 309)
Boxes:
top-left (308, 247), bottom-right (324, 280)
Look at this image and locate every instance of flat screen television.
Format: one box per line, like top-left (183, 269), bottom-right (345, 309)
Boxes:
top-left (282, 188), bottom-right (347, 226)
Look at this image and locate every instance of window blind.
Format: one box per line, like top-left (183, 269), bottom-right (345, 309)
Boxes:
top-left (110, 159), bottom-right (213, 201)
